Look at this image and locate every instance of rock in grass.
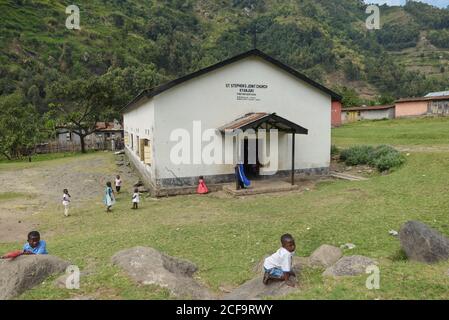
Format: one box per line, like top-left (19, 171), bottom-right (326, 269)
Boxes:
top-left (399, 221), bottom-right (449, 264)
top-left (309, 245), bottom-right (342, 268)
top-left (111, 247), bottom-right (214, 299)
top-left (0, 255), bottom-right (70, 300)
top-left (323, 255), bottom-right (376, 277)
top-left (223, 275), bottom-right (297, 300)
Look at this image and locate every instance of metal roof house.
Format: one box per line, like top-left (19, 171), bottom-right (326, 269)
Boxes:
top-left (121, 49), bottom-right (341, 196)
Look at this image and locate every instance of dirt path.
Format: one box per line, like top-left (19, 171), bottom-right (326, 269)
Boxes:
top-left (0, 152), bottom-right (139, 243)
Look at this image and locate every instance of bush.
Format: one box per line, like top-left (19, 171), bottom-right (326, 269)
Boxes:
top-left (339, 145), bottom-right (375, 166)
top-left (339, 145), bottom-right (405, 172)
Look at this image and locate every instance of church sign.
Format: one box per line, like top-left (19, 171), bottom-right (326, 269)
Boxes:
top-left (225, 83), bottom-right (268, 101)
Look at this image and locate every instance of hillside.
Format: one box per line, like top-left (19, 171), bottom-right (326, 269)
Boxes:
top-left (1, 0), bottom-right (449, 112)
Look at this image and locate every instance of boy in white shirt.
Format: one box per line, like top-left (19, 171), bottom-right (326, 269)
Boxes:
top-left (263, 234), bottom-right (296, 286)
top-left (131, 188), bottom-right (140, 209)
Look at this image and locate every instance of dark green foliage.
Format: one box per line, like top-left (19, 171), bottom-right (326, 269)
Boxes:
top-left (428, 29), bottom-right (449, 49)
top-left (339, 145), bottom-right (406, 172)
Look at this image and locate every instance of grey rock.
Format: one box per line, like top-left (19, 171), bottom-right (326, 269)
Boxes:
top-left (323, 255), bottom-right (376, 277)
top-left (0, 255), bottom-right (70, 299)
top-left (223, 276), bottom-right (297, 300)
top-left (111, 247), bottom-right (214, 299)
top-left (309, 245), bottom-right (343, 268)
top-left (399, 221), bottom-right (449, 263)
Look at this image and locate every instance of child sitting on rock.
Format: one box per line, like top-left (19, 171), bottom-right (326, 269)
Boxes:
top-left (263, 234), bottom-right (296, 286)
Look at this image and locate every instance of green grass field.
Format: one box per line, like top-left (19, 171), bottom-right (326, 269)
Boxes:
top-left (333, 116), bottom-right (449, 147)
top-left (1, 117), bottom-right (449, 300)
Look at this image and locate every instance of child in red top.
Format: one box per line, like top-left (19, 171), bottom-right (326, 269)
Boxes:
top-left (197, 176), bottom-right (209, 194)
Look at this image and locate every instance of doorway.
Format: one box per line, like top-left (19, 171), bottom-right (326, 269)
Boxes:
top-left (243, 137), bottom-right (261, 179)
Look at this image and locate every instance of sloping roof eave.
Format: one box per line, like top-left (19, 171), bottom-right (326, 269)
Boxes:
top-left (121, 49), bottom-right (342, 113)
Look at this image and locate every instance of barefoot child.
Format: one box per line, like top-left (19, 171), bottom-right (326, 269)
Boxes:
top-left (115, 175), bottom-right (122, 193)
top-left (62, 189), bottom-right (71, 217)
top-left (104, 182), bottom-right (115, 212)
top-left (132, 188), bottom-right (139, 209)
top-left (263, 234), bottom-right (296, 286)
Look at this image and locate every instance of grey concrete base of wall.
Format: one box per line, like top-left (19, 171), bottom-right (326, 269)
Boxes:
top-left (153, 167), bottom-right (329, 197)
top-left (123, 149), bottom-right (329, 197)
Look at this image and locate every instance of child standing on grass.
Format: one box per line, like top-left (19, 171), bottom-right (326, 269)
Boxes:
top-left (104, 181), bottom-right (115, 212)
top-left (132, 188), bottom-right (139, 209)
top-left (62, 189), bottom-right (71, 217)
top-left (263, 234), bottom-right (296, 287)
top-left (115, 175), bottom-right (122, 193)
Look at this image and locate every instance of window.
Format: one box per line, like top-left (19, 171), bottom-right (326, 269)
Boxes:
top-left (143, 139), bottom-right (152, 165)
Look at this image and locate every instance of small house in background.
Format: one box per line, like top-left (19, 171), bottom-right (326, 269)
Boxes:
top-left (341, 105), bottom-right (395, 123)
top-left (41, 120), bottom-right (125, 153)
top-left (331, 100), bottom-right (342, 127)
top-left (395, 94), bottom-right (449, 118)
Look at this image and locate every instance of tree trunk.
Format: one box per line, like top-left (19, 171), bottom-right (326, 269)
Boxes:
top-left (2, 152), bottom-right (11, 160)
top-left (80, 135), bottom-right (86, 153)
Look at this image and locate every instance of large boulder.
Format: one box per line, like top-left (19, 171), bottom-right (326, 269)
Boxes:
top-left (0, 255), bottom-right (70, 300)
top-left (223, 276), bottom-right (297, 300)
top-left (111, 247), bottom-right (214, 299)
top-left (309, 245), bottom-right (342, 268)
top-left (323, 255), bottom-right (376, 277)
top-left (399, 221), bottom-right (449, 263)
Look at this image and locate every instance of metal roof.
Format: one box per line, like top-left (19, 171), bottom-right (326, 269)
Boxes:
top-left (343, 105), bottom-right (395, 112)
top-left (121, 49), bottom-right (342, 113)
top-left (218, 112), bottom-right (308, 134)
top-left (425, 90), bottom-right (449, 97)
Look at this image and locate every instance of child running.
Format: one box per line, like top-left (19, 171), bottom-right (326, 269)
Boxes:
top-left (103, 181), bottom-right (115, 212)
top-left (263, 234), bottom-right (296, 287)
top-left (62, 189), bottom-right (71, 217)
top-left (115, 175), bottom-right (122, 193)
top-left (131, 188), bottom-right (140, 209)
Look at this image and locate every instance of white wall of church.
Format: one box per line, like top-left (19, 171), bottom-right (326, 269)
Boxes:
top-left (123, 98), bottom-right (156, 183)
top-left (150, 56), bottom-right (331, 181)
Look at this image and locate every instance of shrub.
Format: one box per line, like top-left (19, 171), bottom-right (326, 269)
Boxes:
top-left (339, 145), bottom-right (375, 166)
top-left (339, 145), bottom-right (405, 172)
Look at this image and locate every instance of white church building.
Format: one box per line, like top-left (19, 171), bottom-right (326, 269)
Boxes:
top-left (122, 49), bottom-right (341, 195)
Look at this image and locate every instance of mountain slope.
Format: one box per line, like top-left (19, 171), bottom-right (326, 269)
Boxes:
top-left (0, 0), bottom-right (448, 110)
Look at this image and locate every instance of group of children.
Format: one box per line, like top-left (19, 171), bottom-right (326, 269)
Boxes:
top-left (61, 175), bottom-right (140, 216)
top-left (1, 230), bottom-right (296, 286)
top-left (18, 175), bottom-right (295, 287)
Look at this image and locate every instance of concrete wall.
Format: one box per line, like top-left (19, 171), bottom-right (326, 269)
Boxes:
top-left (123, 98), bottom-right (156, 185)
top-left (341, 108), bottom-right (395, 123)
top-left (428, 99), bottom-right (449, 116)
top-left (331, 101), bottom-right (342, 127)
top-left (152, 56), bottom-right (331, 186)
top-left (395, 101), bottom-right (428, 118)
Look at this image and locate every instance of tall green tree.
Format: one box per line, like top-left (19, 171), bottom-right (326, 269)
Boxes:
top-left (0, 92), bottom-right (44, 160)
top-left (47, 77), bottom-right (116, 153)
